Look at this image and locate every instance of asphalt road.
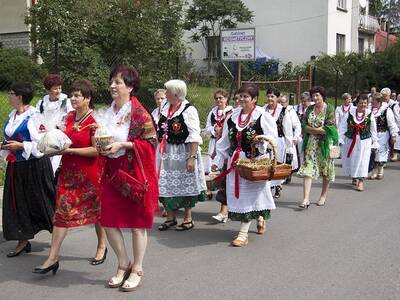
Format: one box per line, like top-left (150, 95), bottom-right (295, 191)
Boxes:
top-left (1, 160), bottom-right (400, 300)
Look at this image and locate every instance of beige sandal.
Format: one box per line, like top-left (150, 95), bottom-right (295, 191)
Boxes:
top-left (108, 262), bottom-right (131, 288)
top-left (120, 270), bottom-right (144, 292)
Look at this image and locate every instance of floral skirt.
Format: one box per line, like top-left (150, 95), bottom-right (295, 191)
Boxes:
top-left (297, 135), bottom-right (335, 181)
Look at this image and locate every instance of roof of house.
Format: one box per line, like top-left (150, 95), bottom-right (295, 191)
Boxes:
top-left (375, 30), bottom-right (398, 52)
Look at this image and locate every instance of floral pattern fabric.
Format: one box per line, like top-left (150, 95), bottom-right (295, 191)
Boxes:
top-left (53, 112), bottom-right (103, 227)
top-left (297, 108), bottom-right (335, 181)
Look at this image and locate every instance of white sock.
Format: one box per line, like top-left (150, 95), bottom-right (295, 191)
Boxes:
top-left (238, 221), bottom-right (251, 240)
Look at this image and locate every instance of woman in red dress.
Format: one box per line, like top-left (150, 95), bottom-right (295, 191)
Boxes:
top-left (99, 65), bottom-right (158, 292)
top-left (33, 80), bottom-right (106, 275)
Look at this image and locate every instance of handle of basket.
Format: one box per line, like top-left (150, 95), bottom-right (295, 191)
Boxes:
top-left (251, 135), bottom-right (277, 172)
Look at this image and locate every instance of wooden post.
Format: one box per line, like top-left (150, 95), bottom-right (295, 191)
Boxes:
top-left (236, 61), bottom-right (241, 89)
top-left (308, 64), bottom-right (313, 90)
top-left (296, 77), bottom-right (301, 104)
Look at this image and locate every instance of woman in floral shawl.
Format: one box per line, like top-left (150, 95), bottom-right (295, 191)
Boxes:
top-left (297, 86), bottom-right (338, 208)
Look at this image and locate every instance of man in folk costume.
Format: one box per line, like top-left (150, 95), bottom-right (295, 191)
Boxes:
top-left (370, 92), bottom-right (398, 179)
top-left (264, 88), bottom-right (294, 198)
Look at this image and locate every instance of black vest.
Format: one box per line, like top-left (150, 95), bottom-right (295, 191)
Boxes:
top-left (276, 107), bottom-right (286, 137)
top-left (210, 108), bottom-right (232, 138)
top-left (227, 116), bottom-right (264, 158)
top-left (157, 103), bottom-right (191, 144)
top-left (375, 108), bottom-right (389, 133)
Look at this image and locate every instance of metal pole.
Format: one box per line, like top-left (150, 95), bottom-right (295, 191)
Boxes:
top-left (335, 70), bottom-right (339, 107)
top-left (236, 61), bottom-right (241, 89)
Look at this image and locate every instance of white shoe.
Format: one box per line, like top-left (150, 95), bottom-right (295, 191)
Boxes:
top-left (212, 213), bottom-right (228, 223)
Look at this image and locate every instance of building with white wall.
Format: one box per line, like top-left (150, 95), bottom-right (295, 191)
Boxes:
top-left (185, 0), bottom-right (380, 65)
top-left (0, 0), bottom-right (36, 53)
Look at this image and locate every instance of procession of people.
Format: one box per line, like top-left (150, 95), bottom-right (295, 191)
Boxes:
top-left (2, 68), bottom-right (400, 292)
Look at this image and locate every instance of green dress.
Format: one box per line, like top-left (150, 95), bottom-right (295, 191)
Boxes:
top-left (297, 104), bottom-right (338, 182)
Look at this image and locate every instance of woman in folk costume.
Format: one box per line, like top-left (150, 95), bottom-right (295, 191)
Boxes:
top-left (279, 95), bottom-right (301, 183)
top-left (203, 89), bottom-right (233, 223)
top-left (151, 89), bottom-right (166, 125)
top-left (203, 88), bottom-right (233, 174)
top-left (33, 80), bottom-right (107, 275)
top-left (339, 94), bottom-right (379, 191)
top-left (212, 84), bottom-right (278, 247)
top-left (369, 92), bottom-right (398, 179)
top-left (157, 80), bottom-right (207, 231)
top-left (297, 86), bottom-right (338, 208)
top-left (1, 82), bottom-right (55, 257)
top-left (99, 66), bottom-right (159, 292)
top-left (381, 87), bottom-right (400, 161)
top-left (263, 88), bottom-right (294, 198)
top-left (35, 74), bottom-right (74, 175)
top-left (295, 92), bottom-right (313, 166)
top-left (335, 93), bottom-right (353, 127)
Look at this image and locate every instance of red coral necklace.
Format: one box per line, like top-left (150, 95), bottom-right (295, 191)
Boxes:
top-left (238, 106), bottom-right (255, 129)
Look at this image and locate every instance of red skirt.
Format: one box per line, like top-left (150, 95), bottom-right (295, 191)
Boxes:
top-left (100, 141), bottom-right (158, 229)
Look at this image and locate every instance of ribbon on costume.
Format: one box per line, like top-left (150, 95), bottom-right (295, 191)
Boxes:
top-left (6, 152), bottom-right (17, 211)
top-left (213, 131), bottom-right (242, 198)
top-left (347, 122), bottom-right (366, 158)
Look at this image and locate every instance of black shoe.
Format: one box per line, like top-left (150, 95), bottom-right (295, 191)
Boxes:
top-left (274, 186), bottom-right (282, 198)
top-left (283, 175), bottom-right (292, 185)
top-left (158, 219), bottom-right (178, 231)
top-left (33, 261), bottom-right (59, 275)
top-left (7, 241), bottom-right (31, 258)
top-left (90, 248), bottom-right (107, 266)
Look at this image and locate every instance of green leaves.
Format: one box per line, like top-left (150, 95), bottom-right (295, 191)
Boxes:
top-left (183, 0), bottom-right (254, 41)
top-left (26, 0), bottom-right (185, 103)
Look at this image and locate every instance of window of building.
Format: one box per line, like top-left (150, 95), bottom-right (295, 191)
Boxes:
top-left (337, 0), bottom-right (347, 10)
top-left (336, 34), bottom-right (346, 53)
top-left (358, 38), bottom-right (365, 53)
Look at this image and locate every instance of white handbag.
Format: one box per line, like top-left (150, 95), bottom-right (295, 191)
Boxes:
top-left (329, 145), bottom-right (341, 159)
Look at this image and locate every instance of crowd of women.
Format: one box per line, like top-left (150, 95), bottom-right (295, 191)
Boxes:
top-left (2, 65), bottom-right (400, 292)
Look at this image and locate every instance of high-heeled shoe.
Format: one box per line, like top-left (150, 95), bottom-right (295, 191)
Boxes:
top-left (7, 241), bottom-right (31, 258)
top-left (32, 261), bottom-right (59, 275)
top-left (90, 248), bottom-right (107, 265)
top-left (298, 200), bottom-right (310, 209)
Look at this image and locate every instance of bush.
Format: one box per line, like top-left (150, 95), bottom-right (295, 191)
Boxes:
top-left (0, 48), bottom-right (46, 91)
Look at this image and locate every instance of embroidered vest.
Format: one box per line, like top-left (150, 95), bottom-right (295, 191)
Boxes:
top-left (157, 104), bottom-right (191, 144)
top-left (276, 107), bottom-right (286, 137)
top-left (227, 116), bottom-right (264, 158)
top-left (210, 108), bottom-right (232, 138)
top-left (344, 113), bottom-right (372, 140)
top-left (3, 116), bottom-right (33, 161)
top-left (375, 108), bottom-right (389, 132)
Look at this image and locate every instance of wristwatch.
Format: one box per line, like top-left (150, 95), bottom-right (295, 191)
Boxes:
top-left (188, 155), bottom-right (198, 159)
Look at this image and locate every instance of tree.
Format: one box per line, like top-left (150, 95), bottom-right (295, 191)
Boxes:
top-left (26, 0), bottom-right (185, 105)
top-left (369, 0), bottom-right (400, 32)
top-left (183, 0), bottom-right (253, 45)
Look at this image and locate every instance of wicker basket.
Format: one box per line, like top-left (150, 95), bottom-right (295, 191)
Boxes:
top-left (235, 136), bottom-right (292, 182)
top-left (205, 172), bottom-right (222, 190)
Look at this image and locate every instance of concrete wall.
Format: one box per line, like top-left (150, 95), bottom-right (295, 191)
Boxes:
top-left (0, 0), bottom-right (30, 34)
top-left (326, 0), bottom-right (355, 54)
top-left (0, 0), bottom-right (31, 52)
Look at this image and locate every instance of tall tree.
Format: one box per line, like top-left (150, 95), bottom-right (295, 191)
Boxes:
top-left (26, 0), bottom-right (185, 98)
top-left (183, 0), bottom-right (254, 44)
